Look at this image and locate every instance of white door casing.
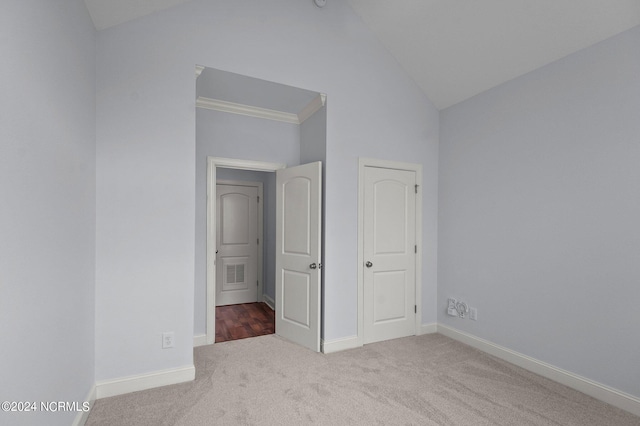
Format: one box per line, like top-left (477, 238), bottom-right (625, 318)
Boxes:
top-left (358, 159), bottom-right (422, 346)
top-left (206, 157), bottom-right (285, 346)
top-left (216, 183), bottom-right (259, 306)
top-left (275, 161), bottom-right (322, 352)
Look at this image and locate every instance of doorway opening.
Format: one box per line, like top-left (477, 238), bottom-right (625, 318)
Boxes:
top-left (214, 175), bottom-right (273, 343)
top-left (195, 66), bottom-right (327, 350)
top-left (206, 158), bottom-right (285, 345)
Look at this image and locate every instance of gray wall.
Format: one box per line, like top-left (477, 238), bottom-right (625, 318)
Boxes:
top-left (195, 106), bottom-right (298, 336)
top-left (300, 106), bottom-right (327, 165)
top-left (196, 108), bottom-right (301, 166)
top-left (95, 0), bottom-right (438, 382)
top-left (0, 1), bottom-right (96, 425)
top-left (439, 25), bottom-right (640, 397)
top-left (300, 106), bottom-right (328, 334)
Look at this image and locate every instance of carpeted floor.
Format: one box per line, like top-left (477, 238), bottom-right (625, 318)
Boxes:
top-left (86, 334), bottom-right (640, 425)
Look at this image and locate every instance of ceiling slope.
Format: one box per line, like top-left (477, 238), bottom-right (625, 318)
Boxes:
top-left (347, 0), bottom-right (640, 109)
top-left (84, 0), bottom-right (193, 30)
top-left (84, 0), bottom-right (640, 109)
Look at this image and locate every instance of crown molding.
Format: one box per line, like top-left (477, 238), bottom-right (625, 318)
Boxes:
top-left (298, 93), bottom-right (326, 123)
top-left (208, 156), bottom-right (286, 172)
top-left (196, 97), bottom-right (300, 124)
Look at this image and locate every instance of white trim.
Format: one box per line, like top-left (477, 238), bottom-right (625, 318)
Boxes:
top-left (322, 323), bottom-right (435, 354)
top-left (210, 157), bottom-right (286, 172)
top-left (193, 334), bottom-right (207, 347)
top-left (95, 365), bottom-right (195, 399)
top-left (197, 97), bottom-right (300, 124)
top-left (419, 323), bottom-right (437, 335)
top-left (263, 294), bottom-right (275, 311)
top-left (206, 157), bottom-right (286, 346)
top-left (321, 335), bottom-right (360, 354)
top-left (195, 65), bottom-right (204, 77)
top-left (357, 158), bottom-right (423, 347)
top-left (297, 93), bottom-right (326, 123)
top-left (71, 384), bottom-right (96, 426)
top-left (437, 325), bottom-right (640, 417)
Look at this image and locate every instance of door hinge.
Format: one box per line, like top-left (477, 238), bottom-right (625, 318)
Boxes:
top-left (257, 280), bottom-right (259, 287)
top-left (414, 305), bottom-right (417, 314)
top-left (414, 245), bottom-right (417, 253)
top-left (257, 195), bottom-right (260, 203)
top-left (257, 238), bottom-right (260, 245)
top-left (415, 184), bottom-right (418, 194)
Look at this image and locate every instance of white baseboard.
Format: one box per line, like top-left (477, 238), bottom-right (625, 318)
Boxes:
top-left (71, 384), bottom-right (96, 426)
top-left (96, 365), bottom-right (195, 399)
top-left (419, 323), bottom-right (437, 335)
top-left (437, 324), bottom-right (640, 417)
top-left (321, 324), bottom-right (436, 354)
top-left (263, 295), bottom-right (275, 311)
top-left (193, 334), bottom-right (208, 347)
top-left (322, 335), bottom-right (360, 354)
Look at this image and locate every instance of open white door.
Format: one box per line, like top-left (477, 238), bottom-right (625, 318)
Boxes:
top-left (275, 161), bottom-right (322, 352)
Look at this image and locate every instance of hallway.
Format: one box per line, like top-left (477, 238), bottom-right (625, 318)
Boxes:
top-left (215, 302), bottom-right (275, 343)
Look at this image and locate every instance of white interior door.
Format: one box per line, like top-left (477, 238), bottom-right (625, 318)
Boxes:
top-left (216, 184), bottom-right (259, 306)
top-left (363, 166), bottom-right (416, 344)
top-left (275, 161), bottom-right (322, 352)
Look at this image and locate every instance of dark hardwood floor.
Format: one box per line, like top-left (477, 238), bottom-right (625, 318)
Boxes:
top-left (215, 302), bottom-right (275, 343)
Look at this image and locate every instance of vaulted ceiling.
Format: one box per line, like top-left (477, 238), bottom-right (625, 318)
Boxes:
top-left (84, 0), bottom-right (640, 110)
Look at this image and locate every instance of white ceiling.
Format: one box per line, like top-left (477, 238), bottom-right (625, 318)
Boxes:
top-left (347, 0), bottom-right (640, 109)
top-left (84, 0), bottom-right (640, 110)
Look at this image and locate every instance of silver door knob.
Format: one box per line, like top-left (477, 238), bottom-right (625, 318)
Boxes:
top-left (310, 263), bottom-right (317, 269)
top-left (365, 261), bottom-right (373, 268)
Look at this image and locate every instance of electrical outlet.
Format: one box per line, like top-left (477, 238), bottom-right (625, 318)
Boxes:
top-left (162, 332), bottom-right (175, 349)
top-left (469, 307), bottom-right (477, 321)
top-left (456, 301), bottom-right (468, 318)
top-left (447, 298), bottom-right (458, 316)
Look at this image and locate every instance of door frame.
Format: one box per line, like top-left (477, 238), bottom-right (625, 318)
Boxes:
top-left (206, 157), bottom-right (286, 345)
top-left (357, 158), bottom-right (423, 347)
top-left (215, 179), bottom-right (264, 307)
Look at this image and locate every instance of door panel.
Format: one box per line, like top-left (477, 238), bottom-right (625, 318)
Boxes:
top-left (283, 178), bottom-right (311, 255)
top-left (276, 162), bottom-right (322, 352)
top-left (364, 167), bottom-right (416, 344)
top-left (374, 180), bottom-right (408, 254)
top-left (282, 270), bottom-right (310, 327)
top-left (216, 184), bottom-right (258, 306)
top-left (373, 270), bottom-right (407, 322)
top-left (221, 193), bottom-right (250, 245)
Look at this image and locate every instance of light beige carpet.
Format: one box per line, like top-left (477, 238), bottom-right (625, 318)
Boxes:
top-left (87, 334), bottom-right (640, 425)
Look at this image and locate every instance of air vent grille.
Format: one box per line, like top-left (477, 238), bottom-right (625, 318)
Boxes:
top-left (226, 264), bottom-right (245, 284)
